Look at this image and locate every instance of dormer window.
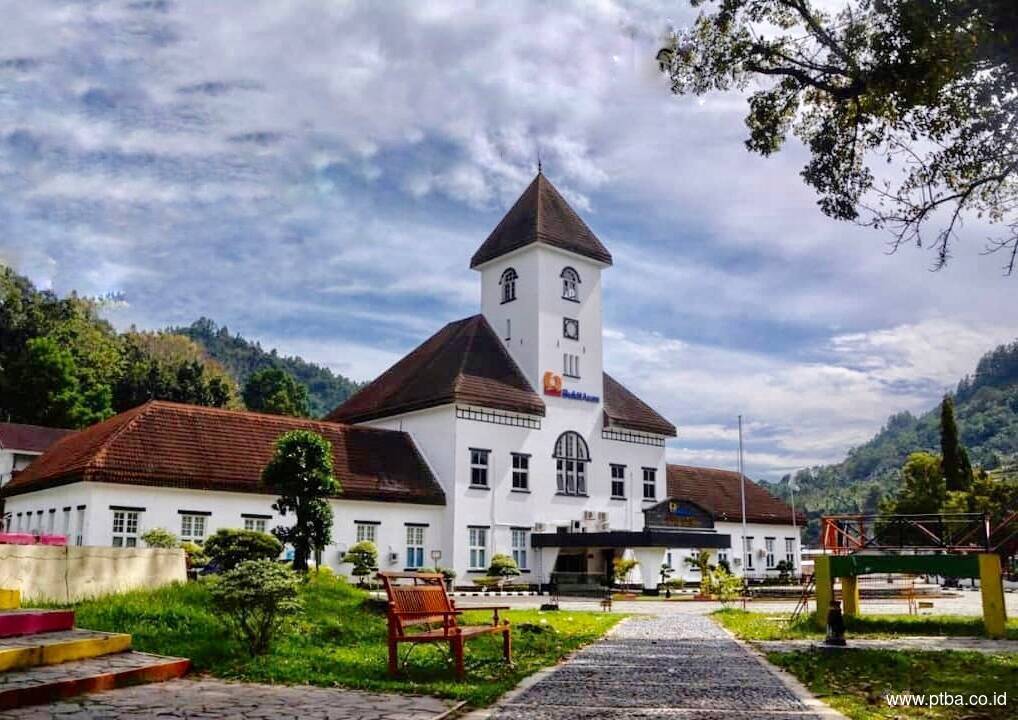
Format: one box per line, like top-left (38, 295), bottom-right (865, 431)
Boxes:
top-left (500, 268), bottom-right (518, 304)
top-left (561, 267), bottom-right (580, 301)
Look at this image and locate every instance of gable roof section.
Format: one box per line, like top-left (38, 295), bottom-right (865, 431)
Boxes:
top-left (327, 314), bottom-right (545, 424)
top-left (602, 373), bottom-right (676, 437)
top-left (470, 173), bottom-right (613, 268)
top-left (666, 464), bottom-right (803, 525)
top-left (4, 401), bottom-right (445, 506)
top-left (0, 423), bottom-right (76, 453)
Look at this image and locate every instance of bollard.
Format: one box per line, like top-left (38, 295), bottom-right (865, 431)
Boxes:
top-left (824, 599), bottom-right (847, 646)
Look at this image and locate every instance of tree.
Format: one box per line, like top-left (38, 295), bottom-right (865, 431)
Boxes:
top-left (261, 430), bottom-right (339, 572)
top-left (940, 395), bottom-right (973, 492)
top-left (342, 541), bottom-right (378, 585)
top-left (243, 367), bottom-right (310, 417)
top-left (203, 528), bottom-right (283, 571)
top-left (659, 0), bottom-right (1018, 273)
top-left (885, 451), bottom-right (946, 515)
top-left (612, 557), bottom-right (639, 588)
top-left (209, 560), bottom-right (302, 656)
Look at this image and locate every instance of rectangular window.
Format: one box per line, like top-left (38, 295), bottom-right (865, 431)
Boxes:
top-left (405, 525), bottom-right (425, 568)
top-left (666, 551), bottom-right (673, 569)
top-left (468, 527), bottom-right (488, 570)
top-left (62, 508), bottom-right (71, 537)
top-left (744, 536), bottom-right (754, 569)
top-left (511, 453), bottom-right (529, 491)
top-left (610, 464), bottom-right (626, 498)
top-left (511, 528), bottom-right (528, 570)
top-left (556, 459), bottom-right (586, 495)
top-left (470, 448), bottom-right (490, 487)
top-left (718, 550), bottom-right (728, 565)
top-left (563, 353), bottom-right (580, 378)
top-left (355, 522), bottom-right (378, 544)
top-left (75, 507), bottom-right (85, 546)
top-left (180, 514), bottom-right (207, 544)
top-left (785, 537), bottom-right (795, 565)
top-left (642, 468), bottom-right (656, 500)
top-left (505, 318), bottom-right (511, 341)
top-left (112, 510), bottom-right (140, 548)
top-left (46, 511), bottom-right (55, 534)
top-left (765, 537), bottom-right (775, 569)
top-left (244, 517), bottom-right (268, 533)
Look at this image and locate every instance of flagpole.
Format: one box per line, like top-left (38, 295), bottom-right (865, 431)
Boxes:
top-left (738, 415), bottom-right (748, 583)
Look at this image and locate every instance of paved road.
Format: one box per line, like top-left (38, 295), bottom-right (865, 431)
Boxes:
top-left (484, 614), bottom-right (837, 719)
top-left (1, 679), bottom-right (456, 720)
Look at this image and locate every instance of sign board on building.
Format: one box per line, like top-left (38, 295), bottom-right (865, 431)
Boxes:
top-left (543, 371), bottom-right (599, 403)
top-left (643, 500), bottom-right (714, 530)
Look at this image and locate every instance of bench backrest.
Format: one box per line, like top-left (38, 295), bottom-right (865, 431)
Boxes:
top-left (378, 572), bottom-right (456, 634)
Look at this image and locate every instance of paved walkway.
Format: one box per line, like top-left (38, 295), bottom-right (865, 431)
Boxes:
top-left (0, 678), bottom-right (457, 720)
top-left (483, 614), bottom-right (840, 719)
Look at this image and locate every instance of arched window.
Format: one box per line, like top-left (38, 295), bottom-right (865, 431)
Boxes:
top-left (561, 267), bottom-right (580, 301)
top-left (553, 431), bottom-right (590, 495)
top-left (500, 267), bottom-right (518, 304)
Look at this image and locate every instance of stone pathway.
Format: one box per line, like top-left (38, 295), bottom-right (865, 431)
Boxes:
top-left (483, 614), bottom-right (839, 719)
top-left (760, 636), bottom-right (1018, 654)
top-left (0, 678), bottom-right (457, 720)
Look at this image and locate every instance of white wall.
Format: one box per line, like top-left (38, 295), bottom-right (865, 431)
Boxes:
top-left (0, 449), bottom-right (41, 488)
top-left (666, 520), bottom-right (802, 582)
top-left (5, 481), bottom-right (445, 574)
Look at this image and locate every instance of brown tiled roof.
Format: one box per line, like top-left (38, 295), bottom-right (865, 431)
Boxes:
top-left (602, 374), bottom-right (676, 437)
top-left (3, 401), bottom-right (444, 505)
top-left (327, 314), bottom-right (545, 424)
top-left (470, 173), bottom-right (613, 268)
top-left (666, 464), bottom-right (804, 525)
top-left (0, 423), bottom-right (75, 453)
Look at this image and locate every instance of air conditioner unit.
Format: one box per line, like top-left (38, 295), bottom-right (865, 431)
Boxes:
top-left (598, 521), bottom-right (610, 531)
top-left (388, 552), bottom-right (400, 565)
top-left (597, 511), bottom-right (609, 521)
top-left (533, 522), bottom-right (546, 532)
top-left (583, 511), bottom-right (596, 521)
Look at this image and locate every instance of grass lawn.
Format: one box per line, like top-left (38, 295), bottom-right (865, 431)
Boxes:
top-left (713, 608), bottom-right (1018, 641)
top-left (768, 649), bottom-right (1017, 720)
top-left (66, 574), bottom-right (621, 707)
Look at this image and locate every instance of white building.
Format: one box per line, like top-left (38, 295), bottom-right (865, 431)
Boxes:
top-left (2, 172), bottom-right (802, 589)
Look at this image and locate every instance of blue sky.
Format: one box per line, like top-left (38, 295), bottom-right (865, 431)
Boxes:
top-left (1, 0), bottom-right (1015, 479)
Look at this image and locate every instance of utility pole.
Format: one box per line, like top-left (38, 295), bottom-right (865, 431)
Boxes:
top-left (738, 415), bottom-right (748, 582)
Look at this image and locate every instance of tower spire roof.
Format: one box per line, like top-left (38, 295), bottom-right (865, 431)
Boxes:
top-left (470, 173), bottom-right (612, 269)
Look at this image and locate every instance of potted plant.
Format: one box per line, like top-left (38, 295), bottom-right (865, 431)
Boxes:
top-left (436, 566), bottom-right (456, 592)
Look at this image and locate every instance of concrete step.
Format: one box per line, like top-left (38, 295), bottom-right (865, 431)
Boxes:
top-left (0, 651), bottom-right (190, 709)
top-left (0, 630), bottom-right (132, 672)
top-left (0, 611), bottom-right (74, 639)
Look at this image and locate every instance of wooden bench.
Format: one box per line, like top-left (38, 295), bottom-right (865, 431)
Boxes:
top-left (378, 571), bottom-right (511, 679)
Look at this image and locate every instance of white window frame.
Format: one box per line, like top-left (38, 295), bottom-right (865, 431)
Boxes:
top-left (75, 507), bottom-right (85, 546)
top-left (46, 511), bottom-right (55, 534)
top-left (554, 432), bottom-right (589, 496)
top-left (468, 527), bottom-right (488, 570)
top-left (511, 453), bottom-right (529, 491)
top-left (610, 464), bottom-right (626, 499)
top-left (500, 267), bottom-right (517, 304)
top-left (744, 536), bottom-right (754, 569)
top-left (765, 537), bottom-right (776, 569)
top-left (505, 318), bottom-right (511, 341)
top-left (244, 517), bottom-right (268, 533)
top-left (355, 522), bottom-right (378, 544)
top-left (180, 514), bottom-right (208, 544)
top-left (561, 267), bottom-right (580, 301)
top-left (405, 525), bottom-right (425, 569)
top-left (470, 448), bottom-right (490, 488)
top-left (62, 508), bottom-right (71, 537)
top-left (511, 528), bottom-right (529, 570)
top-left (112, 510), bottom-right (140, 548)
top-left (785, 537), bottom-right (796, 565)
top-left (563, 352), bottom-right (580, 378)
top-left (642, 467), bottom-right (657, 500)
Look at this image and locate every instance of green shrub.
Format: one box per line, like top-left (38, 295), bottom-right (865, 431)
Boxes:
top-left (180, 541), bottom-right (208, 567)
top-left (487, 553), bottom-right (521, 579)
top-left (342, 541), bottom-right (378, 584)
top-left (141, 527), bottom-right (179, 548)
top-left (209, 560), bottom-right (302, 655)
top-left (203, 528), bottom-right (282, 571)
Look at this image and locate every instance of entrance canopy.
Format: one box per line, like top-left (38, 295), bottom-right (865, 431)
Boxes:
top-left (531, 529), bottom-right (730, 549)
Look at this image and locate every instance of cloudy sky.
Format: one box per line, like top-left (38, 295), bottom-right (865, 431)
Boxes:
top-left (1, 0), bottom-right (1015, 479)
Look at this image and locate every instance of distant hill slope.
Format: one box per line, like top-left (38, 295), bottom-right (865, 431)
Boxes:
top-left (767, 340), bottom-right (1018, 538)
top-left (174, 318), bottom-right (361, 418)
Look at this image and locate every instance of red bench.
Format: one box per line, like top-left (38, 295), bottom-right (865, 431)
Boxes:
top-left (378, 571), bottom-right (511, 679)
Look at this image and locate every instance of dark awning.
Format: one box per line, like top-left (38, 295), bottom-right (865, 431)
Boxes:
top-left (531, 529), bottom-right (731, 549)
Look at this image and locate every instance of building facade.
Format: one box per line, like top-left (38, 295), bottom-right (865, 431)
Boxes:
top-left (2, 173), bottom-right (802, 588)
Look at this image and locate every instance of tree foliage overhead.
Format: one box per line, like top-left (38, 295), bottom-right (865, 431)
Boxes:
top-left (660, 0), bottom-right (1018, 273)
top-left (176, 318), bottom-right (360, 418)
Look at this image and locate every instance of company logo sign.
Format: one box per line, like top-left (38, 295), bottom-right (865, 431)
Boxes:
top-left (542, 371), bottom-right (600, 403)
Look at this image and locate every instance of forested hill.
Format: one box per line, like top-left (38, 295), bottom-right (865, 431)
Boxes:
top-left (767, 340), bottom-right (1018, 536)
top-left (172, 318), bottom-right (361, 418)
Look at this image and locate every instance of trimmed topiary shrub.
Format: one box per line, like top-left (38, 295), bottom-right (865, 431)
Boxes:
top-left (203, 528), bottom-right (283, 572)
top-left (141, 527), bottom-right (179, 548)
top-left (342, 541), bottom-right (378, 585)
top-left (210, 559), bottom-right (302, 655)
